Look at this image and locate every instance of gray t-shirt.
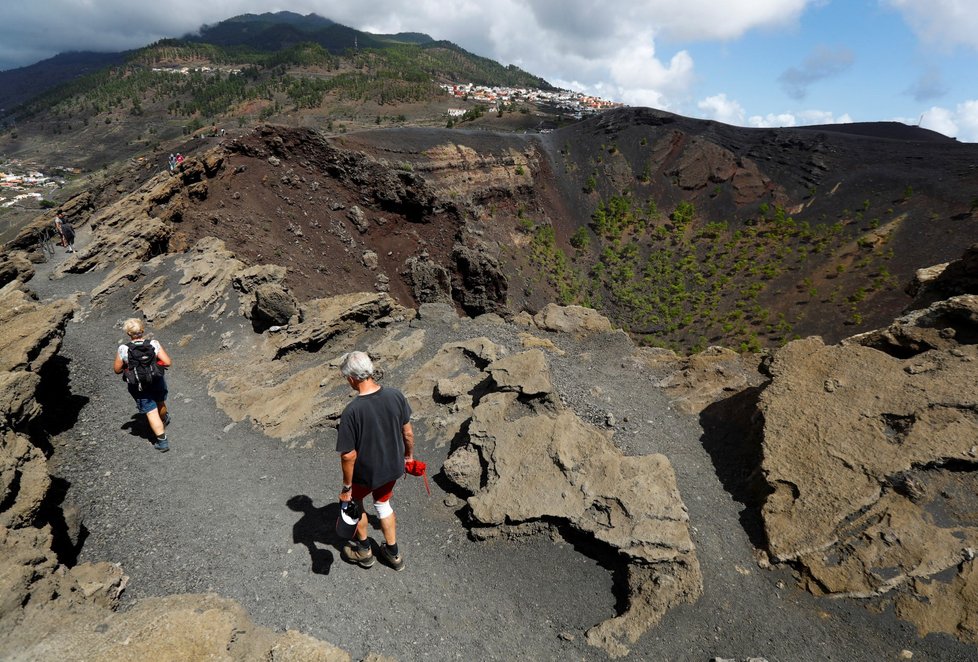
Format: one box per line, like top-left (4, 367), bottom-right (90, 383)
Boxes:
top-left (336, 387), bottom-right (411, 489)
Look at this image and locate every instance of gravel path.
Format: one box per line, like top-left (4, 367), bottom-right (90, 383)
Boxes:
top-left (29, 229), bottom-right (976, 661)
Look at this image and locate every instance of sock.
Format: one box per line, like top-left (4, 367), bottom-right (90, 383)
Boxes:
top-left (387, 542), bottom-right (399, 556)
top-left (157, 434), bottom-right (168, 442)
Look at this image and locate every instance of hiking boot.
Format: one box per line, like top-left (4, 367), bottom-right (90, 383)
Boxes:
top-left (342, 540), bottom-right (375, 568)
top-left (162, 413), bottom-right (171, 426)
top-left (153, 438), bottom-right (170, 452)
top-left (378, 543), bottom-right (405, 571)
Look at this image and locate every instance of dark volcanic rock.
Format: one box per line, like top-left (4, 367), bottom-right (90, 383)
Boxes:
top-left (452, 244), bottom-right (508, 316)
top-left (405, 255), bottom-right (453, 305)
top-left (253, 283), bottom-right (300, 330)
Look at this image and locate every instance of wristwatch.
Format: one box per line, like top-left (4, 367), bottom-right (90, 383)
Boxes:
top-left (341, 484), bottom-right (352, 493)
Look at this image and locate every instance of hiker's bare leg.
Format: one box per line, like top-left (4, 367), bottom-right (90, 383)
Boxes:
top-left (355, 510), bottom-right (369, 542)
top-left (146, 408), bottom-right (165, 437)
top-left (379, 511), bottom-right (397, 546)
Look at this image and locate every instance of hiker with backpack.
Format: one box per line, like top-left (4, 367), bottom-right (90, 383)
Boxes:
top-left (336, 351), bottom-right (415, 571)
top-left (113, 318), bottom-right (172, 452)
top-left (61, 218), bottom-right (76, 253)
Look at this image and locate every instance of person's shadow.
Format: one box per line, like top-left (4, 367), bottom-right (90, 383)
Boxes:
top-left (121, 414), bottom-right (155, 445)
top-left (287, 495), bottom-right (343, 575)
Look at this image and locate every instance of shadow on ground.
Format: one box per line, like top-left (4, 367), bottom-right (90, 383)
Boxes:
top-left (287, 495), bottom-right (348, 575)
top-left (699, 385), bottom-right (773, 550)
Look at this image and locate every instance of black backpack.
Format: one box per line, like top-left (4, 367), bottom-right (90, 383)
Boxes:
top-left (125, 341), bottom-right (163, 391)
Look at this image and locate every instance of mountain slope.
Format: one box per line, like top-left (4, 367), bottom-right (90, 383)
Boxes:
top-left (0, 51), bottom-right (127, 113)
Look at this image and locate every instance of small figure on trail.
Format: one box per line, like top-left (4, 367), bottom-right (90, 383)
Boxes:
top-left (61, 218), bottom-right (76, 253)
top-left (54, 212), bottom-right (66, 247)
top-left (113, 318), bottom-right (172, 452)
top-left (336, 351), bottom-right (415, 571)
top-left (168, 153), bottom-right (176, 172)
top-left (175, 153), bottom-right (184, 165)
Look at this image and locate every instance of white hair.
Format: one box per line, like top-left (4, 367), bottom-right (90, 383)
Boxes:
top-left (340, 351), bottom-right (374, 381)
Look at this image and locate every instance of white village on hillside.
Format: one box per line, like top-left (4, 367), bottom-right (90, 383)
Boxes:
top-left (441, 83), bottom-right (622, 119)
top-left (0, 162), bottom-right (67, 209)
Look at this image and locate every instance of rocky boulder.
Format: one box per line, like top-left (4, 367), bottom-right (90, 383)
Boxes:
top-left (758, 289), bottom-right (978, 643)
top-left (906, 243), bottom-right (978, 309)
top-left (202, 291), bottom-right (410, 441)
top-left (5, 592), bottom-right (351, 661)
top-left (452, 244), bottom-right (508, 316)
top-left (253, 283), bottom-right (300, 331)
top-left (441, 350), bottom-right (702, 657)
top-left (0, 251), bottom-right (35, 289)
top-left (128, 237), bottom-right (246, 328)
top-left (405, 254), bottom-right (453, 305)
top-left (652, 346), bottom-right (765, 415)
top-left (532, 303), bottom-right (614, 336)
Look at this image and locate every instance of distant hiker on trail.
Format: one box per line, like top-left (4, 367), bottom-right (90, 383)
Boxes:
top-left (61, 218), bottom-right (76, 253)
top-left (336, 351), bottom-right (415, 571)
top-left (175, 153), bottom-right (184, 165)
top-left (113, 318), bottom-right (172, 452)
top-left (54, 213), bottom-right (66, 247)
top-left (168, 153), bottom-right (176, 172)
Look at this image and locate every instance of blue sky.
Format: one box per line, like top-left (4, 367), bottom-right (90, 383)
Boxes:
top-left (2, 1), bottom-right (977, 140)
top-left (683, 1), bottom-right (978, 135)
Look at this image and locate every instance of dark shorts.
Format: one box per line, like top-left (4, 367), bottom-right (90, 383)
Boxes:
top-left (351, 480), bottom-right (395, 503)
top-left (128, 375), bottom-right (168, 414)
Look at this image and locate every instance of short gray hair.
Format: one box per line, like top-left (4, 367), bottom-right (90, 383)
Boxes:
top-left (340, 351), bottom-right (374, 381)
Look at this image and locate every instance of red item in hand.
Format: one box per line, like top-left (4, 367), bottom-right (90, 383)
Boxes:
top-left (405, 459), bottom-right (430, 495)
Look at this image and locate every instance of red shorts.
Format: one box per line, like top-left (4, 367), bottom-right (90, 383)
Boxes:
top-left (351, 480), bottom-right (395, 502)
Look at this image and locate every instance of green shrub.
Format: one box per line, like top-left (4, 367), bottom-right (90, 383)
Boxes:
top-left (570, 227), bottom-right (591, 250)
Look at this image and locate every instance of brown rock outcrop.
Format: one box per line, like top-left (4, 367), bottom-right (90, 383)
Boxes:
top-left (0, 251), bottom-right (35, 288)
top-left (451, 244), bottom-right (507, 316)
top-left (531, 303), bottom-right (614, 336)
top-left (405, 254), bottom-right (453, 305)
top-left (758, 278), bottom-right (978, 642)
top-left (653, 346), bottom-right (765, 415)
top-left (440, 349), bottom-right (702, 657)
top-left (202, 291), bottom-right (408, 440)
top-left (6, 593), bottom-right (350, 661)
top-left (0, 284), bottom-right (130, 652)
top-left (667, 138), bottom-right (739, 190)
top-left (130, 237), bottom-right (246, 327)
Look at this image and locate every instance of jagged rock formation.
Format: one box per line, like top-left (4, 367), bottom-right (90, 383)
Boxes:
top-left (529, 302), bottom-right (615, 336)
top-left (439, 349), bottom-right (702, 657)
top-left (399, 334), bottom-right (702, 657)
top-left (651, 346), bottom-right (765, 415)
top-left (757, 245), bottom-right (978, 643)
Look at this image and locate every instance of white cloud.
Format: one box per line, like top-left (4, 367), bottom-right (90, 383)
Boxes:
top-left (1, 0), bottom-right (822, 115)
top-left (747, 110), bottom-right (852, 128)
top-left (919, 107), bottom-right (958, 137)
top-left (608, 40), bottom-right (695, 109)
top-left (918, 101), bottom-right (978, 141)
top-left (697, 93), bottom-right (746, 124)
top-left (748, 113), bottom-right (799, 128)
top-left (885, 0), bottom-right (978, 51)
top-left (957, 101), bottom-right (978, 141)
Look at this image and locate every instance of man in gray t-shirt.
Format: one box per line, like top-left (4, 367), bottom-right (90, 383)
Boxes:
top-left (336, 351), bottom-right (415, 571)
